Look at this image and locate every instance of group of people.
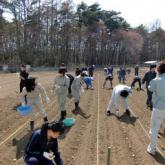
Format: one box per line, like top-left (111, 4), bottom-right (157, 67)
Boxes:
top-left (18, 64), bottom-right (96, 165)
top-left (18, 61), bottom-right (165, 164)
top-left (105, 61), bottom-right (165, 156)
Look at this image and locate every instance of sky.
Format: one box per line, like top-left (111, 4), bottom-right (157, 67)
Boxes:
top-left (3, 0), bottom-right (165, 29)
top-left (74, 0), bottom-right (165, 29)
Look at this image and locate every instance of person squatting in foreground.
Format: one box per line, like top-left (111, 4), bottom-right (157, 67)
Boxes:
top-left (21, 77), bottom-right (50, 131)
top-left (24, 121), bottom-right (65, 165)
top-left (71, 69), bottom-right (84, 111)
top-left (53, 67), bottom-right (70, 121)
top-left (142, 64), bottom-right (157, 109)
top-left (147, 60), bottom-right (165, 155)
top-left (106, 84), bottom-right (132, 118)
top-left (102, 67), bottom-right (113, 89)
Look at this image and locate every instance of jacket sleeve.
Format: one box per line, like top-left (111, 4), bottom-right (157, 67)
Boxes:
top-left (142, 73), bottom-right (147, 84)
top-left (25, 132), bottom-right (41, 157)
top-left (65, 77), bottom-right (70, 88)
top-left (49, 140), bottom-right (63, 165)
top-left (37, 83), bottom-right (49, 101)
top-left (148, 79), bottom-right (156, 92)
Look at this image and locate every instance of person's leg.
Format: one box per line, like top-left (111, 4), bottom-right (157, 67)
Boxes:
top-left (138, 79), bottom-right (142, 89)
top-left (147, 109), bottom-right (165, 154)
top-left (131, 79), bottom-right (136, 88)
top-left (74, 91), bottom-right (80, 110)
top-left (107, 90), bottom-right (116, 115)
top-left (35, 97), bottom-right (48, 122)
top-left (28, 99), bottom-right (35, 131)
top-left (149, 91), bottom-right (153, 109)
top-left (146, 89), bottom-right (150, 106)
top-left (25, 156), bottom-right (39, 165)
top-left (58, 94), bottom-right (67, 121)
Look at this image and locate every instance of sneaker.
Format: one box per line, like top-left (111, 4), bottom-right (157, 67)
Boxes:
top-left (147, 146), bottom-right (156, 156)
top-left (107, 111), bottom-right (111, 116)
top-left (116, 110), bottom-right (120, 118)
top-left (126, 109), bottom-right (131, 116)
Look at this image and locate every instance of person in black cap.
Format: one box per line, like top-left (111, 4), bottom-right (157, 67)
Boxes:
top-left (142, 64), bottom-right (157, 109)
top-left (53, 67), bottom-right (70, 121)
top-left (20, 64), bottom-right (29, 93)
top-left (24, 121), bottom-right (65, 165)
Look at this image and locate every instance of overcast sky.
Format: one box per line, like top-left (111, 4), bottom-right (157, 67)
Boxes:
top-left (3, 0), bottom-right (165, 29)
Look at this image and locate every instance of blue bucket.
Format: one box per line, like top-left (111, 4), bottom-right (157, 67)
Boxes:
top-left (17, 105), bottom-right (33, 116)
top-left (63, 118), bottom-right (76, 127)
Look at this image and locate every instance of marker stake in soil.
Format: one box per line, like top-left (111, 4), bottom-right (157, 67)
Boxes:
top-left (107, 147), bottom-right (111, 165)
top-left (97, 73), bottom-right (100, 165)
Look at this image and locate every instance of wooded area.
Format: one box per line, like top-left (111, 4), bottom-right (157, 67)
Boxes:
top-left (0, 0), bottom-right (165, 66)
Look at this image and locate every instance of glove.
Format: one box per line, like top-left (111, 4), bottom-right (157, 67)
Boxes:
top-left (46, 97), bottom-right (50, 103)
top-left (43, 152), bottom-right (55, 160)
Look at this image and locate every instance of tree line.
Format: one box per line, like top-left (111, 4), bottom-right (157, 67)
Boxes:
top-left (0, 0), bottom-right (165, 67)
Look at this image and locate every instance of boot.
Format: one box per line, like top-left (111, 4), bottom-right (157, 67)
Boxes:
top-left (75, 102), bottom-right (79, 110)
top-left (43, 116), bottom-right (48, 123)
top-left (30, 121), bottom-right (34, 131)
top-left (59, 111), bottom-right (67, 121)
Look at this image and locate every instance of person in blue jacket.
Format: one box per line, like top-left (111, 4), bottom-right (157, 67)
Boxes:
top-left (24, 121), bottom-right (65, 165)
top-left (118, 67), bottom-right (126, 84)
top-left (82, 74), bottom-right (94, 89)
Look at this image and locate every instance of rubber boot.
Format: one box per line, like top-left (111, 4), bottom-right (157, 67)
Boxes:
top-left (59, 111), bottom-right (67, 121)
top-left (30, 121), bottom-right (34, 131)
top-left (75, 102), bottom-right (79, 110)
top-left (43, 116), bottom-right (48, 123)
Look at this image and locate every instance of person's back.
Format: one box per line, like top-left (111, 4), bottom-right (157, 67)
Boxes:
top-left (150, 74), bottom-right (165, 109)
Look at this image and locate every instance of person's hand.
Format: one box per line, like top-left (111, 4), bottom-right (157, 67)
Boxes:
top-left (43, 152), bottom-right (55, 160)
top-left (46, 97), bottom-right (50, 103)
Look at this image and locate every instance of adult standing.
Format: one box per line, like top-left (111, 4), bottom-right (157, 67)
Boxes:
top-left (147, 61), bottom-right (165, 155)
top-left (53, 67), bottom-right (70, 121)
top-left (142, 65), bottom-right (157, 109)
top-left (20, 64), bottom-right (29, 93)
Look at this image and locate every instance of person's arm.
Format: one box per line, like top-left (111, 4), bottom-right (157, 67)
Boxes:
top-left (25, 132), bottom-right (41, 157)
top-left (142, 73), bottom-right (147, 84)
top-left (50, 140), bottom-right (63, 165)
top-left (37, 83), bottom-right (50, 102)
top-left (148, 79), bottom-right (156, 92)
top-left (114, 89), bottom-right (120, 110)
top-left (65, 77), bottom-right (70, 88)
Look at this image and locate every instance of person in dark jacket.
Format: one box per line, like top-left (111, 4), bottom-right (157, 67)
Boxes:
top-left (135, 64), bottom-right (139, 76)
top-left (24, 121), bottom-right (65, 165)
top-left (131, 76), bottom-right (142, 90)
top-left (20, 64), bottom-right (29, 93)
top-left (142, 65), bottom-right (157, 109)
top-left (88, 65), bottom-right (95, 77)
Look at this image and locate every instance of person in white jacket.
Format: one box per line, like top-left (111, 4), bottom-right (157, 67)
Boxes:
top-left (106, 84), bottom-right (132, 117)
top-left (71, 69), bottom-right (84, 110)
top-left (53, 67), bottom-right (70, 121)
top-left (21, 77), bottom-right (50, 131)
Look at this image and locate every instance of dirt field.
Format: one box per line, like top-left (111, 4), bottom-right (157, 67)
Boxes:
top-left (0, 69), bottom-right (165, 165)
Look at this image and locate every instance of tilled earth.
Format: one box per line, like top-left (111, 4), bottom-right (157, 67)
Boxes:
top-left (0, 69), bottom-right (165, 165)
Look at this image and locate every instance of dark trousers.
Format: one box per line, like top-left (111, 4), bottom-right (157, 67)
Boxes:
top-left (118, 76), bottom-right (125, 84)
top-left (146, 89), bottom-right (153, 108)
top-left (131, 78), bottom-right (141, 89)
top-left (89, 72), bottom-right (93, 77)
top-left (25, 156), bottom-right (54, 165)
top-left (135, 70), bottom-right (139, 76)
